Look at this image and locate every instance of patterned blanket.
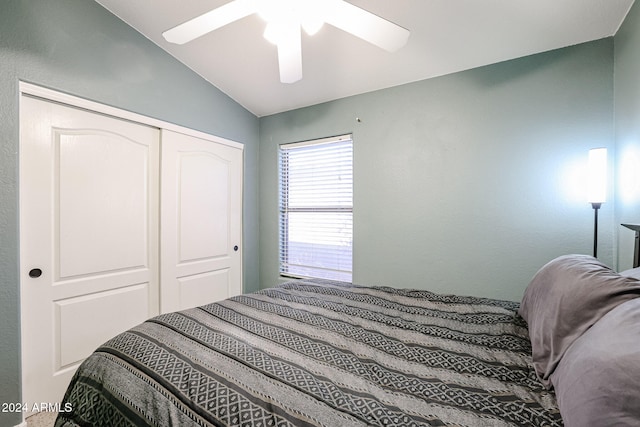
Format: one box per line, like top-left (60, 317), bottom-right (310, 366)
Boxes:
top-left (55, 279), bottom-right (562, 426)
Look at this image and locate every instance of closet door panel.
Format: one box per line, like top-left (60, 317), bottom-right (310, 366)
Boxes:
top-left (161, 129), bottom-right (243, 313)
top-left (178, 270), bottom-right (230, 311)
top-left (55, 283), bottom-right (149, 367)
top-left (58, 131), bottom-right (149, 277)
top-left (20, 95), bottom-right (159, 411)
top-left (178, 153), bottom-right (230, 261)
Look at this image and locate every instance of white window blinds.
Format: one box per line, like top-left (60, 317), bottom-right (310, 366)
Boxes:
top-left (279, 135), bottom-right (353, 282)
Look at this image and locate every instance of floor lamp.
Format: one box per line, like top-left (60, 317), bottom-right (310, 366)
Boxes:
top-left (588, 148), bottom-right (607, 258)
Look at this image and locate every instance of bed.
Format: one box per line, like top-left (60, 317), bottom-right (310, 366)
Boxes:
top-left (54, 255), bottom-right (640, 427)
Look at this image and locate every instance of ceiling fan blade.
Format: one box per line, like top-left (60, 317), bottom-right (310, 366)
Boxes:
top-left (324, 0), bottom-right (410, 52)
top-left (276, 22), bottom-right (302, 84)
top-left (162, 0), bottom-right (257, 44)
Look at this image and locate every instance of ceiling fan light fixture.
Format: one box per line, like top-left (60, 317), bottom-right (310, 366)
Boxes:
top-left (162, 0), bottom-right (410, 84)
top-left (260, 0), bottom-right (326, 42)
top-left (299, 0), bottom-right (332, 35)
top-left (263, 18), bottom-right (323, 45)
top-left (257, 0), bottom-right (297, 25)
top-left (263, 20), bottom-right (288, 44)
top-left (301, 17), bottom-right (324, 36)
top-left (264, 21), bottom-right (323, 46)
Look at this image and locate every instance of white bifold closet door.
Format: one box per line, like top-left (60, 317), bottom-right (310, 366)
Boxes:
top-left (20, 95), bottom-right (160, 409)
top-left (160, 129), bottom-right (243, 313)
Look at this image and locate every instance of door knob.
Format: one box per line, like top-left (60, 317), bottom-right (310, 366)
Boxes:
top-left (29, 268), bottom-right (43, 278)
top-left (233, 245), bottom-right (239, 252)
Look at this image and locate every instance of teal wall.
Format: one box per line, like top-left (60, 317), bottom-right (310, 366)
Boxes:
top-left (260, 39), bottom-right (616, 302)
top-left (615, 1), bottom-right (640, 271)
top-left (0, 1), bottom-right (259, 425)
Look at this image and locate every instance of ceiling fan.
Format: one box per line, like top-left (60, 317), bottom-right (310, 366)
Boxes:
top-left (162, 0), bottom-right (410, 84)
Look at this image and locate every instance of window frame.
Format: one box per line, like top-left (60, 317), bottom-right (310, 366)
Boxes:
top-left (278, 134), bottom-right (353, 281)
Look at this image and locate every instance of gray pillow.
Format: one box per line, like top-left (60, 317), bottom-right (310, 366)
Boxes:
top-left (550, 298), bottom-right (640, 426)
top-left (620, 267), bottom-right (640, 280)
top-left (519, 254), bottom-right (640, 387)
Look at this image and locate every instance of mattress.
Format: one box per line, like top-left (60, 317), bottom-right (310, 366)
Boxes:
top-left (55, 279), bottom-right (561, 426)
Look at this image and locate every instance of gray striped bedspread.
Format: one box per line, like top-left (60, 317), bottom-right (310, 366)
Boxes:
top-left (55, 279), bottom-right (562, 426)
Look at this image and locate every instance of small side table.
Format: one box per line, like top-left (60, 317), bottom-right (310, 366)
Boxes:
top-left (621, 224), bottom-right (640, 268)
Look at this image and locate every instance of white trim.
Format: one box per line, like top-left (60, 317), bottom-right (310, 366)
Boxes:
top-left (18, 81), bottom-right (244, 150)
top-left (14, 421), bottom-right (27, 427)
top-left (279, 133), bottom-right (352, 150)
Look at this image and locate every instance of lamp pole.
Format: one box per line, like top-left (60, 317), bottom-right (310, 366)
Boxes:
top-left (592, 202), bottom-right (601, 258)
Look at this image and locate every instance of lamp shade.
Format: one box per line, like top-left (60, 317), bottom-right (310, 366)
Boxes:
top-left (587, 148), bottom-right (607, 204)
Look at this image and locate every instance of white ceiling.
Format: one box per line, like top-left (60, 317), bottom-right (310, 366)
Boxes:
top-left (95, 0), bottom-right (634, 117)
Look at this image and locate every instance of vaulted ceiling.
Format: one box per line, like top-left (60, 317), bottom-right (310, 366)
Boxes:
top-left (96, 0), bottom-right (634, 117)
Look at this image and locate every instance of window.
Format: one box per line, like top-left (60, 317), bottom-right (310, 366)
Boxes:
top-left (279, 135), bottom-right (353, 281)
